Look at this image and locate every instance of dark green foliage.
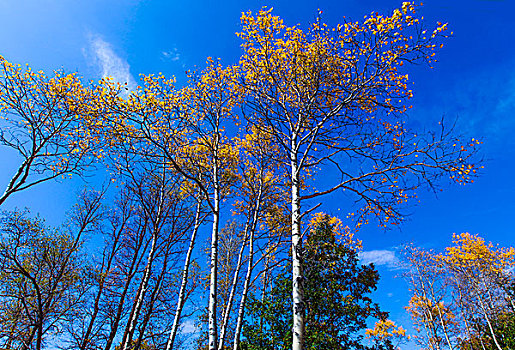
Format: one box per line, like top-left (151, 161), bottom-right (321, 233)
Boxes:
top-left (493, 311), bottom-right (515, 348)
top-left (240, 215), bottom-right (386, 350)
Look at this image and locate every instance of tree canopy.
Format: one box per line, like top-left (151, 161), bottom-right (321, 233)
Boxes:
top-left (0, 3), bottom-right (485, 350)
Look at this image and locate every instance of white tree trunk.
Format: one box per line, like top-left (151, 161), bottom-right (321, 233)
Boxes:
top-left (121, 229), bottom-right (158, 350)
top-left (208, 158), bottom-right (220, 350)
top-left (231, 191), bottom-right (262, 350)
top-left (413, 265), bottom-right (442, 350)
top-left (218, 222), bottom-right (249, 350)
top-left (165, 198), bottom-right (203, 350)
top-left (291, 145), bottom-right (304, 350)
top-left (121, 168), bottom-right (166, 350)
top-left (474, 281), bottom-right (503, 350)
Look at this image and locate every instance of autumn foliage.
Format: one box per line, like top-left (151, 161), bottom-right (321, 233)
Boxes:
top-left (404, 234), bottom-right (515, 350)
top-left (0, 3), bottom-right (486, 350)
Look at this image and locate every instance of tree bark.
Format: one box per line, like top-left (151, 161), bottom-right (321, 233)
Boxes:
top-left (121, 172), bottom-right (166, 350)
top-left (218, 221), bottom-right (249, 350)
top-left (208, 154), bottom-right (220, 350)
top-left (165, 198), bottom-right (203, 350)
top-left (232, 192), bottom-right (261, 350)
top-left (120, 229), bottom-right (158, 350)
top-left (474, 281), bottom-right (503, 350)
top-left (290, 142), bottom-right (304, 350)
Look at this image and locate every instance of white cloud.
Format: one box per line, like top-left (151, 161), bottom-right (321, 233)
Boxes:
top-left (180, 319), bottom-right (198, 334)
top-left (162, 48), bottom-right (180, 62)
top-left (88, 35), bottom-right (136, 90)
top-left (359, 249), bottom-right (403, 270)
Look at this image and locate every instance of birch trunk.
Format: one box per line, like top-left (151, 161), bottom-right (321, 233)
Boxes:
top-left (423, 264), bottom-right (453, 350)
top-left (208, 155), bottom-right (220, 350)
top-left (80, 243), bottom-right (117, 350)
top-left (411, 264), bottom-right (442, 350)
top-left (434, 303), bottom-right (454, 350)
top-left (134, 253), bottom-right (168, 350)
top-left (507, 293), bottom-right (515, 312)
top-left (474, 282), bottom-right (503, 350)
top-left (120, 229), bottom-right (158, 350)
top-left (291, 143), bottom-right (304, 350)
top-left (230, 188), bottom-right (262, 350)
top-left (165, 198), bottom-right (203, 350)
top-left (218, 222), bottom-right (249, 350)
top-left (232, 201), bottom-right (260, 350)
top-left (104, 234), bottom-right (146, 350)
top-left (121, 172), bottom-right (166, 350)
top-left (454, 280), bottom-right (475, 350)
top-left (80, 217), bottom-right (126, 350)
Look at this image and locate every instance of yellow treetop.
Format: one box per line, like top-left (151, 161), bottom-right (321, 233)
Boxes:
top-left (366, 319), bottom-right (409, 342)
top-left (437, 232), bottom-right (515, 273)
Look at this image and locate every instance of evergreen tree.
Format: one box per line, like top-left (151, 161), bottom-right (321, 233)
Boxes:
top-left (241, 214), bottom-right (387, 350)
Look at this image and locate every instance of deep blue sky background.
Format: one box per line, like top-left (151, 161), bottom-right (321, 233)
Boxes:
top-left (1, 0), bottom-right (514, 345)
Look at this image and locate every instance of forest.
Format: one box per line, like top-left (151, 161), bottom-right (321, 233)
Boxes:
top-left (0, 2), bottom-right (513, 350)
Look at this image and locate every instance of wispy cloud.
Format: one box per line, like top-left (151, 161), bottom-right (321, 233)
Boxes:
top-left (359, 249), bottom-right (404, 270)
top-left (181, 319), bottom-right (198, 334)
top-left (162, 48), bottom-right (180, 62)
top-left (87, 35), bottom-right (136, 89)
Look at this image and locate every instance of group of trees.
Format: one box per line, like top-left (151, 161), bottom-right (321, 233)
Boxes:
top-left (0, 3), bottom-right (484, 350)
top-left (404, 234), bottom-right (515, 349)
top-left (241, 214), bottom-right (389, 350)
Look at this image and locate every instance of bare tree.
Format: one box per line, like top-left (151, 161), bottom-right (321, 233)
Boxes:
top-left (0, 189), bottom-right (103, 350)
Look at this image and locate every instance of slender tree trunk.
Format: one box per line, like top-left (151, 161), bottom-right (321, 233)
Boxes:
top-left (259, 242), bottom-right (272, 332)
top-left (35, 312), bottom-right (43, 350)
top-left (454, 280), bottom-right (475, 350)
top-left (104, 233), bottom-right (146, 350)
top-left (0, 157), bottom-right (31, 207)
top-left (434, 303), bottom-right (454, 350)
top-left (134, 251), bottom-right (169, 350)
top-left (80, 226), bottom-right (123, 350)
top-left (21, 325), bottom-right (37, 350)
top-left (412, 265), bottom-right (442, 350)
top-left (425, 269), bottom-right (454, 350)
top-left (208, 156), bottom-right (220, 350)
top-left (507, 293), bottom-right (515, 312)
top-left (232, 193), bottom-right (261, 350)
top-left (290, 143), bottom-right (304, 350)
top-left (218, 221), bottom-right (249, 350)
top-left (474, 287), bottom-right (503, 350)
top-left (165, 198), bottom-right (203, 350)
top-left (16, 262), bottom-right (43, 350)
top-left (120, 230), bottom-right (158, 350)
top-left (121, 163), bottom-right (168, 350)
top-left (81, 257), bottom-right (111, 350)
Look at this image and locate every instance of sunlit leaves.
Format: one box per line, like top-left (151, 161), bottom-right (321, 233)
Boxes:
top-left (404, 236), bottom-right (515, 349)
top-left (366, 318), bottom-right (409, 348)
top-left (0, 56), bottom-right (106, 205)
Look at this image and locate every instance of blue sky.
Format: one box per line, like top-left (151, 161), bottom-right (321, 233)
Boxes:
top-left (1, 0), bottom-right (515, 345)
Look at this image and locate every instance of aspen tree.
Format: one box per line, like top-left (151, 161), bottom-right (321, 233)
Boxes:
top-left (404, 246), bottom-right (458, 350)
top-left (237, 4), bottom-right (480, 349)
top-left (439, 233), bottom-right (515, 350)
top-left (99, 61), bottom-right (240, 350)
top-left (404, 235), bottom-right (515, 349)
